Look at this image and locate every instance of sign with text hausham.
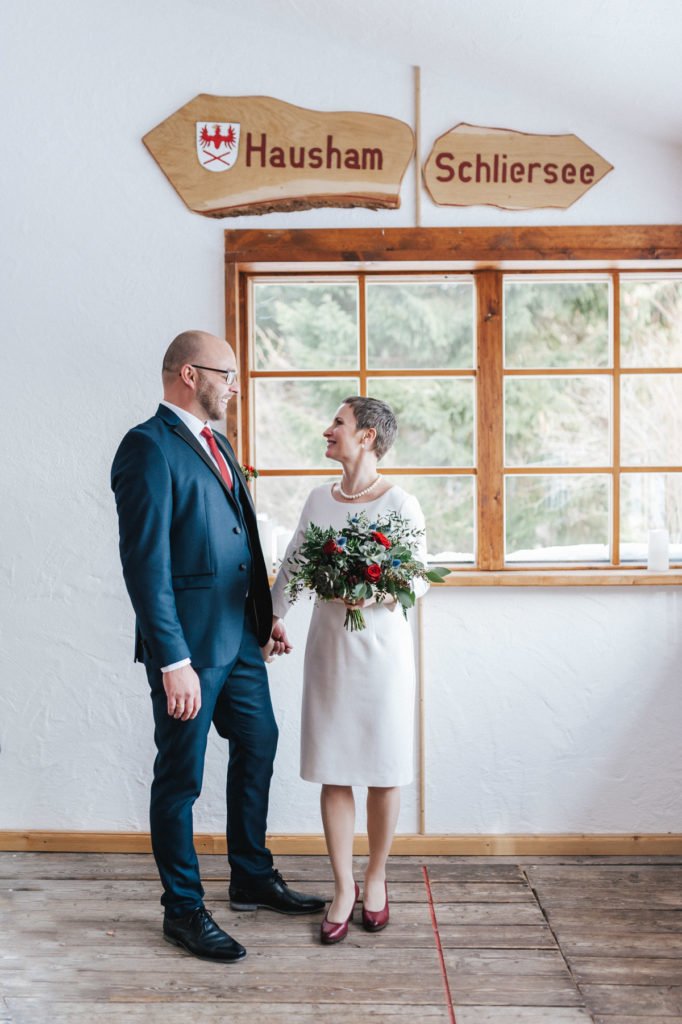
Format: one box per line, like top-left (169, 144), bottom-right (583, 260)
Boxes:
top-left (423, 123), bottom-right (613, 210)
top-left (143, 94), bottom-right (415, 218)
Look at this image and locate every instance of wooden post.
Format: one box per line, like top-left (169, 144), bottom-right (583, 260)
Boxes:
top-left (414, 66), bottom-right (421, 228)
top-left (476, 271), bottom-right (504, 569)
top-left (224, 261), bottom-right (241, 457)
top-left (418, 597), bottom-right (426, 835)
top-left (612, 272), bottom-right (621, 565)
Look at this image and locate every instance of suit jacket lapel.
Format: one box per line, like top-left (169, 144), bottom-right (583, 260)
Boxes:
top-left (168, 419), bottom-right (240, 510)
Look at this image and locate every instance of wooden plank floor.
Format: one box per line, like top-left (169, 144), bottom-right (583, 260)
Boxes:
top-left (1, 854), bottom-right (681, 1023)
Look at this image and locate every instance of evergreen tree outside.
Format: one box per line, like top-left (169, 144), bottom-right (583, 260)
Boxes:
top-left (249, 275), bottom-right (682, 565)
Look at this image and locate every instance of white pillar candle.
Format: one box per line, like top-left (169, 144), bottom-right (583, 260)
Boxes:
top-left (275, 528), bottom-right (294, 566)
top-left (647, 528), bottom-right (669, 571)
top-left (256, 513), bottom-right (274, 572)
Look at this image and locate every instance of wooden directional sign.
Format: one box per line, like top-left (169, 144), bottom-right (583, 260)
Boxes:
top-left (424, 124), bottom-right (613, 210)
top-left (143, 95), bottom-right (415, 218)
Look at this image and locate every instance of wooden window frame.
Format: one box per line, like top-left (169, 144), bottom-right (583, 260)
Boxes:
top-left (225, 225), bottom-right (682, 586)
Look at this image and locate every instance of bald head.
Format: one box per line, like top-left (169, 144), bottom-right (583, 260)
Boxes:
top-left (161, 330), bottom-right (238, 419)
top-left (162, 330), bottom-right (223, 378)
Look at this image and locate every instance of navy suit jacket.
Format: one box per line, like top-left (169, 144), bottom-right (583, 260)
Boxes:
top-left (111, 404), bottom-right (272, 668)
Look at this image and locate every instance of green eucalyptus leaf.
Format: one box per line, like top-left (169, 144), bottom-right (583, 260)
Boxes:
top-left (426, 567), bottom-right (450, 581)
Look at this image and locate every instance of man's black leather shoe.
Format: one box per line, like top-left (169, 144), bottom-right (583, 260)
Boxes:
top-left (163, 907), bottom-right (247, 962)
top-left (229, 868), bottom-right (326, 915)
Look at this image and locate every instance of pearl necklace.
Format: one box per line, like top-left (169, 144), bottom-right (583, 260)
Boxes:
top-left (337, 477), bottom-right (381, 500)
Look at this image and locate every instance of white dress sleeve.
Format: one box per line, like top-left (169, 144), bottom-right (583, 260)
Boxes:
top-left (399, 491), bottom-right (430, 600)
top-left (270, 491), bottom-right (314, 619)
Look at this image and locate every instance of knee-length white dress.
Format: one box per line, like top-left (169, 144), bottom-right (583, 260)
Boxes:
top-left (270, 484), bottom-right (428, 787)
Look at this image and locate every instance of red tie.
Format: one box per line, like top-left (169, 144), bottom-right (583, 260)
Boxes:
top-left (200, 426), bottom-right (233, 490)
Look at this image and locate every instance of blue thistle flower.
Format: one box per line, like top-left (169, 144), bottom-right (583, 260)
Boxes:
top-left (392, 558), bottom-right (402, 567)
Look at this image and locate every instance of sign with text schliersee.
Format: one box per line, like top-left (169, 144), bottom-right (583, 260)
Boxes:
top-left (144, 94), bottom-right (415, 218)
top-left (423, 123), bottom-right (613, 210)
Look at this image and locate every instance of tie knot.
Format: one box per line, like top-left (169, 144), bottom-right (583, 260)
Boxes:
top-left (200, 426), bottom-right (213, 440)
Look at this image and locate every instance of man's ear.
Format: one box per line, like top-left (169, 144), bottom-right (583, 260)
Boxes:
top-left (179, 364), bottom-right (196, 388)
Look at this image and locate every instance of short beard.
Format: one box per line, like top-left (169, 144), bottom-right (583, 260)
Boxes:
top-left (195, 376), bottom-right (224, 421)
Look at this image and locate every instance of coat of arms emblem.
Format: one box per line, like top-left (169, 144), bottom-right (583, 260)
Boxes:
top-left (196, 122), bottom-right (241, 172)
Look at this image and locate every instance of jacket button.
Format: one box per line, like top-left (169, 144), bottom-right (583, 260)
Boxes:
top-left (233, 526), bottom-right (242, 534)
top-left (239, 563), bottom-right (247, 571)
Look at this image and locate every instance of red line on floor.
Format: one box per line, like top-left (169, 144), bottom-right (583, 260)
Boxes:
top-left (422, 864), bottom-right (457, 1024)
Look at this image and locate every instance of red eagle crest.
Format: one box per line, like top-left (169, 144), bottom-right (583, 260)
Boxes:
top-left (199, 124), bottom-right (237, 150)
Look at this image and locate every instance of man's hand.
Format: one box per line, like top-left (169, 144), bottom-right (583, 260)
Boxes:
top-left (162, 664), bottom-right (202, 721)
top-left (270, 617), bottom-right (293, 656)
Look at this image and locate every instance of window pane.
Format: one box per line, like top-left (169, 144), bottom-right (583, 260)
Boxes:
top-left (254, 475), bottom-right (336, 571)
top-left (367, 280), bottom-right (474, 369)
top-left (367, 378), bottom-right (474, 467)
top-left (505, 376), bottom-right (610, 467)
top-left (254, 379), bottom-right (359, 468)
top-left (621, 279), bottom-right (682, 367)
top-left (506, 475), bottom-right (610, 561)
top-left (397, 474), bottom-right (475, 563)
top-left (253, 282), bottom-right (359, 370)
top-left (620, 473), bottom-right (682, 562)
top-left (504, 280), bottom-right (609, 368)
top-left (255, 474), bottom-right (474, 568)
top-left (621, 375), bottom-right (682, 465)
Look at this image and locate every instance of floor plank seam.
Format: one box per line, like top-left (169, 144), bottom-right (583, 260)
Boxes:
top-left (422, 864), bottom-right (457, 1024)
top-left (522, 867), bottom-right (596, 1022)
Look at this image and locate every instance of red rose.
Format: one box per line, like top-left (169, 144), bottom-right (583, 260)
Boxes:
top-left (371, 531), bottom-right (391, 548)
top-left (323, 538), bottom-right (341, 555)
top-left (365, 564), bottom-right (382, 582)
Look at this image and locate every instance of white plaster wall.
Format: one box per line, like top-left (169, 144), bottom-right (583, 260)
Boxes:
top-left (424, 587), bottom-right (682, 833)
top-left (1, 0), bottom-right (681, 835)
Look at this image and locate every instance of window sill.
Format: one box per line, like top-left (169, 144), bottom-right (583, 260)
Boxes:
top-left (268, 569), bottom-right (682, 588)
top-left (433, 569), bottom-right (682, 587)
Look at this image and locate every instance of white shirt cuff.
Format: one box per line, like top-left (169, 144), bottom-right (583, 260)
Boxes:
top-left (161, 658), bottom-right (191, 673)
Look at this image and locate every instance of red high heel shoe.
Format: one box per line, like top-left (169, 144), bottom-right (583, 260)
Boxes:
top-left (362, 882), bottom-right (389, 932)
top-left (320, 882), bottom-right (359, 945)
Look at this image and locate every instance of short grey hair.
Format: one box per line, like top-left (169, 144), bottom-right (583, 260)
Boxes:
top-left (342, 396), bottom-right (397, 461)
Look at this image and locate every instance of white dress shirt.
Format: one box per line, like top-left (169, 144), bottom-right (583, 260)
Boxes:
top-left (158, 401), bottom-right (233, 673)
top-left (160, 400), bottom-right (233, 483)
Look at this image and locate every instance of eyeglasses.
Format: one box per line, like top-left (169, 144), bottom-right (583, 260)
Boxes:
top-left (190, 364), bottom-right (238, 385)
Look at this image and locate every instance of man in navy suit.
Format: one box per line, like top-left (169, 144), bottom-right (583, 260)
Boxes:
top-left (111, 330), bottom-right (324, 962)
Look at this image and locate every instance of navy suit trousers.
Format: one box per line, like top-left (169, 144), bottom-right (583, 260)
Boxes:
top-left (145, 615), bottom-right (279, 917)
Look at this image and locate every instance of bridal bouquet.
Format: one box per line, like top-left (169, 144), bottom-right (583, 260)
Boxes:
top-left (284, 510), bottom-right (449, 631)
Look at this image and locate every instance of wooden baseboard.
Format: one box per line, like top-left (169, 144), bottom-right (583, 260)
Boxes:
top-left (1, 830), bottom-right (681, 856)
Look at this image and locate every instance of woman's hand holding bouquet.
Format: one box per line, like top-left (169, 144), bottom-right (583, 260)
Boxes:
top-left (284, 510), bottom-right (449, 631)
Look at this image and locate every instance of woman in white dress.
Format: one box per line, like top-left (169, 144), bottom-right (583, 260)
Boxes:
top-left (270, 397), bottom-right (428, 944)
